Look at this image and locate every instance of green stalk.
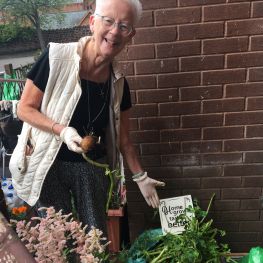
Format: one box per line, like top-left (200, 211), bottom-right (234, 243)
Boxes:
top-left (150, 246), bottom-right (168, 263)
top-left (105, 168), bottom-right (114, 212)
top-left (200, 193), bottom-right (215, 224)
top-left (147, 250), bottom-right (164, 256)
top-left (82, 153), bottom-right (113, 212)
top-left (82, 153), bottom-right (109, 169)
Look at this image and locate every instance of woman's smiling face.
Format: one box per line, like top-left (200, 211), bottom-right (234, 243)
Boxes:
top-left (89, 0), bottom-right (136, 60)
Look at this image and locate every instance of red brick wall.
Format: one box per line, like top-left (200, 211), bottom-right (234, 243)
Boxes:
top-left (118, 0), bottom-right (263, 252)
top-left (2, 0), bottom-right (263, 252)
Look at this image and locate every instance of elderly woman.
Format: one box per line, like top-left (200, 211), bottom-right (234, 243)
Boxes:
top-left (9, 0), bottom-right (165, 235)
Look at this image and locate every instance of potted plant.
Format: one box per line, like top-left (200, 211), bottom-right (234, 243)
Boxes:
top-left (106, 169), bottom-right (127, 253)
top-left (82, 153), bottom-right (126, 253)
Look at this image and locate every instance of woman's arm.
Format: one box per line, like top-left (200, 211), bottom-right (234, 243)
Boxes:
top-left (18, 79), bottom-right (83, 153)
top-left (18, 79), bottom-right (64, 136)
top-left (119, 109), bottom-right (143, 174)
top-left (119, 109), bottom-right (165, 208)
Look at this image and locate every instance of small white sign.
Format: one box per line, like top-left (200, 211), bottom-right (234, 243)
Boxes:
top-left (159, 195), bottom-right (194, 235)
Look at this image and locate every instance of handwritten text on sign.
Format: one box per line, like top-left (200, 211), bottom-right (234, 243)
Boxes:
top-left (159, 195), bottom-right (193, 235)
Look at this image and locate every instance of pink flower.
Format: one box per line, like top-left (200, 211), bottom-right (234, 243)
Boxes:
top-left (14, 206), bottom-right (107, 262)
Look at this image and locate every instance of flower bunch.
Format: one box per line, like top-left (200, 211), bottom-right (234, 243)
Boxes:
top-left (12, 206), bottom-right (27, 215)
top-left (10, 205), bottom-right (28, 221)
top-left (14, 207), bottom-right (108, 263)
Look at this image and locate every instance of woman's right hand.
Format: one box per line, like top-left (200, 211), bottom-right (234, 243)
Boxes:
top-left (60, 127), bottom-right (84, 154)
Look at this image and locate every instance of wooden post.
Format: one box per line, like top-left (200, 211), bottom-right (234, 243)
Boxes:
top-left (4, 64), bottom-right (14, 76)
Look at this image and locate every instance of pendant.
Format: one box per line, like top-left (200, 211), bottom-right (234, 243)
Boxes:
top-left (99, 89), bottom-right (104, 97)
top-left (98, 81), bottom-right (108, 97)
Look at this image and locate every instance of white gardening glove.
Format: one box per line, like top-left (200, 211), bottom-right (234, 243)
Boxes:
top-left (0, 100), bottom-right (12, 111)
top-left (134, 172), bottom-right (165, 208)
top-left (60, 127), bottom-right (84, 154)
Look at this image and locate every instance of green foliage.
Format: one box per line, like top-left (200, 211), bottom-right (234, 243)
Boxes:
top-left (0, 0), bottom-right (71, 49)
top-left (119, 195), bottom-right (238, 263)
top-left (0, 24), bottom-right (35, 43)
top-left (105, 168), bottom-right (123, 209)
top-left (0, 23), bottom-right (17, 42)
top-left (40, 12), bottom-right (66, 30)
top-left (17, 27), bottom-right (35, 41)
top-left (0, 0), bottom-right (70, 27)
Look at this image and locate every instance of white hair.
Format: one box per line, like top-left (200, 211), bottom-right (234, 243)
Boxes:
top-left (94, 0), bottom-right (142, 25)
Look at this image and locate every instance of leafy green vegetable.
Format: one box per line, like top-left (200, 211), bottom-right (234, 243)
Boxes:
top-left (122, 194), bottom-right (237, 263)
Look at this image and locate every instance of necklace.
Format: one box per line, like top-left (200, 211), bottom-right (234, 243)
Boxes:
top-left (86, 78), bottom-right (110, 134)
top-left (98, 81), bottom-right (107, 97)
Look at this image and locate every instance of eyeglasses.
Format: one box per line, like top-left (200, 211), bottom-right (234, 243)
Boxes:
top-left (95, 14), bottom-right (133, 36)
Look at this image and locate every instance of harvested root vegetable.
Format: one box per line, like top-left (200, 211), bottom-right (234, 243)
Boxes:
top-left (80, 136), bottom-right (96, 152)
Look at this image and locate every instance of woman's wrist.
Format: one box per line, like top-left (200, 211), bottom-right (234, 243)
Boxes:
top-left (51, 122), bottom-right (64, 140)
top-left (51, 122), bottom-right (59, 135)
top-left (132, 171), bottom-right (148, 182)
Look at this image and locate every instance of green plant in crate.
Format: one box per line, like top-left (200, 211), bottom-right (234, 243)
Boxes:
top-left (82, 153), bottom-right (123, 211)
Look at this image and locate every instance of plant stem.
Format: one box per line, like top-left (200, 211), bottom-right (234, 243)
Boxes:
top-left (200, 192), bottom-right (215, 224)
top-left (105, 168), bottom-right (114, 212)
top-left (150, 246), bottom-right (168, 263)
top-left (82, 153), bottom-right (113, 212)
top-left (82, 153), bottom-right (109, 169)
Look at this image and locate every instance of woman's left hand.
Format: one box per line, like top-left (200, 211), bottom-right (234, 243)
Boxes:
top-left (135, 175), bottom-right (165, 208)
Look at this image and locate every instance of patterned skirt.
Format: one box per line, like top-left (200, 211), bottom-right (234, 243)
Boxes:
top-left (37, 159), bottom-right (109, 237)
